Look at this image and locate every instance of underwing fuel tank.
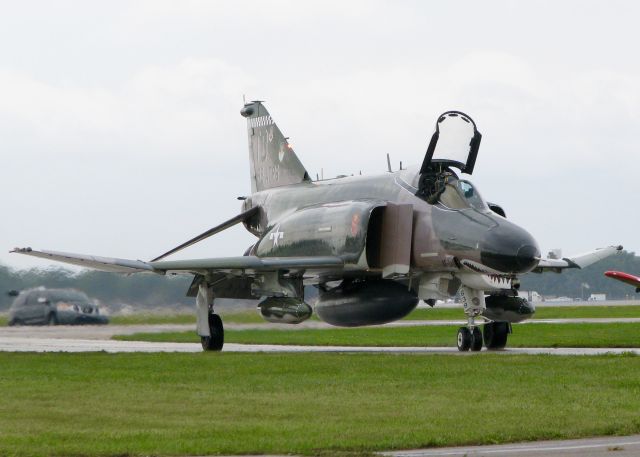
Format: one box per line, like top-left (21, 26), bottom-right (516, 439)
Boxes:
top-left (315, 280), bottom-right (418, 327)
top-left (258, 297), bottom-right (313, 324)
top-left (482, 295), bottom-right (535, 323)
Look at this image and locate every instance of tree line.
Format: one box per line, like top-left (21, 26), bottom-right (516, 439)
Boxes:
top-left (1, 250), bottom-right (638, 310)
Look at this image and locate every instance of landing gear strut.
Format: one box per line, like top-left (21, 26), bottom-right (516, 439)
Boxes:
top-left (196, 282), bottom-right (224, 352)
top-left (457, 286), bottom-right (485, 352)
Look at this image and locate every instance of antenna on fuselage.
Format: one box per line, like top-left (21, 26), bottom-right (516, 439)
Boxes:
top-left (386, 154), bottom-right (392, 172)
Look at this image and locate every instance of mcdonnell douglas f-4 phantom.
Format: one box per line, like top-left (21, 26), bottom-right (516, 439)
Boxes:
top-left (12, 102), bottom-right (622, 351)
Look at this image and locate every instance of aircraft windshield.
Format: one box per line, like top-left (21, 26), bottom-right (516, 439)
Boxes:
top-left (439, 180), bottom-right (487, 211)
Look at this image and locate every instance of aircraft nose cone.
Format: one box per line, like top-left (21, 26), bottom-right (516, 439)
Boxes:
top-left (480, 222), bottom-right (540, 274)
top-left (516, 244), bottom-right (540, 272)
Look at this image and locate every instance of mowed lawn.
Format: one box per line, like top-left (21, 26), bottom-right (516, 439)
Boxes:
top-left (117, 322), bottom-right (640, 348)
top-left (110, 305), bottom-right (640, 325)
top-left (1, 352), bottom-right (640, 456)
top-left (406, 304), bottom-right (640, 320)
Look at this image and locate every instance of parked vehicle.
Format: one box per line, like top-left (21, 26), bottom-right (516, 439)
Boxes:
top-left (7, 288), bottom-right (108, 326)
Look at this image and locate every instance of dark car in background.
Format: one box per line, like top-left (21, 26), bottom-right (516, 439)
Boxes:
top-left (7, 288), bottom-right (108, 325)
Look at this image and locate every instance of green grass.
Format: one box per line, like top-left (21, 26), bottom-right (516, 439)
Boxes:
top-left (0, 315), bottom-right (7, 326)
top-left (405, 305), bottom-right (640, 320)
top-left (117, 322), bottom-right (640, 348)
top-left (107, 310), bottom-right (266, 325)
top-left (108, 313), bottom-right (197, 325)
top-left (1, 352), bottom-right (640, 456)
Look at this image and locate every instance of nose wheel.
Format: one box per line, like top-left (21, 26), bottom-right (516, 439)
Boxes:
top-left (457, 326), bottom-right (483, 352)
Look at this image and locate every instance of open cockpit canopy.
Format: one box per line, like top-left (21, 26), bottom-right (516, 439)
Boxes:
top-left (420, 111), bottom-right (482, 175)
top-left (417, 111), bottom-right (482, 204)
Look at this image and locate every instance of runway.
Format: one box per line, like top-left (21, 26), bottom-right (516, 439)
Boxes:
top-left (1, 335), bottom-right (639, 355)
top-left (1, 322), bottom-right (640, 354)
top-left (381, 434), bottom-right (640, 456)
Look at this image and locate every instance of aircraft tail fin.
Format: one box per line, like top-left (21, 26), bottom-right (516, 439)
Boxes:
top-left (241, 101), bottom-right (311, 192)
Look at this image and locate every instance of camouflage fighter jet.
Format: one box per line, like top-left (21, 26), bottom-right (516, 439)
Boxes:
top-left (12, 102), bottom-right (622, 351)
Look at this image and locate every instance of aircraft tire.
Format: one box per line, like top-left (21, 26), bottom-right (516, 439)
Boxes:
top-left (470, 327), bottom-right (483, 351)
top-left (201, 313), bottom-right (224, 351)
top-left (483, 322), bottom-right (508, 350)
top-left (457, 327), bottom-right (472, 351)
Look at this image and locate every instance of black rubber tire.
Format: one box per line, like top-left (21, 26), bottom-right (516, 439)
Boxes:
top-left (457, 327), bottom-right (472, 351)
top-left (470, 327), bottom-right (483, 351)
top-left (483, 322), bottom-right (509, 349)
top-left (7, 318), bottom-right (17, 327)
top-left (201, 313), bottom-right (224, 351)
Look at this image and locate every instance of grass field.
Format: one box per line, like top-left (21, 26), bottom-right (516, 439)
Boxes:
top-left (1, 352), bottom-right (640, 456)
top-left (116, 322), bottom-right (640, 348)
top-left (406, 305), bottom-right (640, 320)
top-left (3, 305), bottom-right (640, 327)
top-left (100, 305), bottom-right (640, 326)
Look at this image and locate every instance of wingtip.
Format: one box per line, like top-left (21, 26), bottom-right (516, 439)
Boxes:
top-left (10, 247), bottom-right (32, 254)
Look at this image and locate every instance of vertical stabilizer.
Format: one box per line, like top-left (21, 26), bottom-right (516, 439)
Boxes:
top-left (241, 101), bottom-right (311, 192)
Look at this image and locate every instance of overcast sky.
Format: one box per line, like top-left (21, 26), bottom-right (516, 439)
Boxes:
top-left (2, 0), bottom-right (639, 271)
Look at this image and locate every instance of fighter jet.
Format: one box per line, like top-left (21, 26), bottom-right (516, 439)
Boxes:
top-left (605, 271), bottom-right (640, 293)
top-left (12, 102), bottom-right (622, 351)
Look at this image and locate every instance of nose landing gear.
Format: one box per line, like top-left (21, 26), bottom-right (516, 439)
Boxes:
top-left (456, 326), bottom-right (483, 351)
top-left (457, 286), bottom-right (486, 352)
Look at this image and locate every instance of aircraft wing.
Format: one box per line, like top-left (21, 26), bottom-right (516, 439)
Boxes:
top-left (10, 247), bottom-right (344, 275)
top-left (533, 245), bottom-right (623, 273)
top-left (604, 271), bottom-right (640, 289)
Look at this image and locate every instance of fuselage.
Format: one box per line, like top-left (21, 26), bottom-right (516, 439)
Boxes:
top-left (243, 166), bottom-right (540, 279)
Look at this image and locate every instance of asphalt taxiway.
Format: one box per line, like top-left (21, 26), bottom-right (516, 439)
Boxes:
top-left (1, 334), bottom-right (640, 355)
top-left (382, 434), bottom-right (640, 456)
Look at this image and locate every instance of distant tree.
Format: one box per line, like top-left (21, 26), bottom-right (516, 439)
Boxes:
top-left (0, 265), bottom-right (192, 310)
top-left (521, 250), bottom-right (639, 299)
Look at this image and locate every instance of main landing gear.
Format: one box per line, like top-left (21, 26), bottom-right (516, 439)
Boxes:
top-left (197, 282), bottom-right (225, 351)
top-left (201, 313), bottom-right (224, 351)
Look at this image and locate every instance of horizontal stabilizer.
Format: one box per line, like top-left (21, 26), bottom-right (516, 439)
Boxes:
top-left (151, 206), bottom-right (260, 261)
top-left (10, 248), bottom-right (154, 273)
